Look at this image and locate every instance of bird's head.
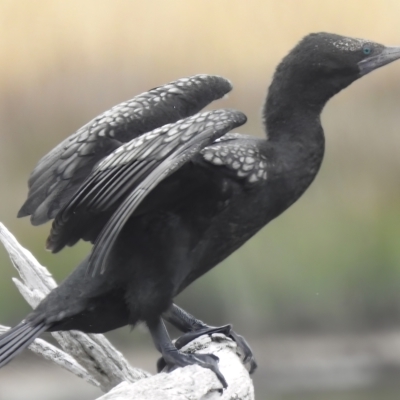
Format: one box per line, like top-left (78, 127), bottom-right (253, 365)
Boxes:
top-left (270, 32), bottom-right (400, 109)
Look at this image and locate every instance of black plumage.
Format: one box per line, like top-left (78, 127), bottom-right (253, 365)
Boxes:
top-left (1, 33), bottom-right (400, 387)
top-left (18, 75), bottom-right (232, 225)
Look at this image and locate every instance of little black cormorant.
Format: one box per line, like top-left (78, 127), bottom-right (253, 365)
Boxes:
top-left (1, 33), bottom-right (400, 387)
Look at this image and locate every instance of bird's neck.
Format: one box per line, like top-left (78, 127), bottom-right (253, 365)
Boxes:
top-left (263, 71), bottom-right (328, 139)
top-left (263, 78), bottom-right (327, 199)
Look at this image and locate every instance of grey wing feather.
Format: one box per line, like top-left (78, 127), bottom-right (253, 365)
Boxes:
top-left (18, 74), bottom-right (233, 225)
top-left (201, 134), bottom-right (268, 183)
top-left (46, 109), bottom-right (247, 276)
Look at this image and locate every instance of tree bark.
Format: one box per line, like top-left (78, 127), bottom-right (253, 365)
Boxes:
top-left (0, 222), bottom-right (254, 399)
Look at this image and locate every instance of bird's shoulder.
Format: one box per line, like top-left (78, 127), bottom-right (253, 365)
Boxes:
top-left (199, 134), bottom-right (268, 184)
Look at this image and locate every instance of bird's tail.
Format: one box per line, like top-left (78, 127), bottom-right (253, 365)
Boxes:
top-left (0, 320), bottom-right (48, 367)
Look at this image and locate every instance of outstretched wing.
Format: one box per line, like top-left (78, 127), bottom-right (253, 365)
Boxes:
top-left (46, 109), bottom-right (247, 276)
top-left (18, 75), bottom-right (232, 225)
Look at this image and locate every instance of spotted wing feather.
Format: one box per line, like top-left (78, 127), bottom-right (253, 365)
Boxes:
top-left (201, 134), bottom-right (268, 183)
top-left (46, 109), bottom-right (247, 276)
top-left (18, 75), bottom-right (233, 225)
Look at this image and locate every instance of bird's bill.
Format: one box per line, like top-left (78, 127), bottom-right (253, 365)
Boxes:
top-left (358, 46), bottom-right (400, 76)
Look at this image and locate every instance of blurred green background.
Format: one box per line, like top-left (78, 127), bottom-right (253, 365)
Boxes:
top-left (1, 0), bottom-right (400, 399)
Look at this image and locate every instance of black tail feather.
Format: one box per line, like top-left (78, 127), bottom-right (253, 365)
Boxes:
top-left (0, 321), bottom-right (48, 367)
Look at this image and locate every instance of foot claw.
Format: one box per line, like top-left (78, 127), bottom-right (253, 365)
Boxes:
top-left (159, 350), bottom-right (227, 388)
top-left (174, 324), bottom-right (231, 349)
top-left (228, 330), bottom-right (258, 374)
top-left (172, 324), bottom-right (257, 374)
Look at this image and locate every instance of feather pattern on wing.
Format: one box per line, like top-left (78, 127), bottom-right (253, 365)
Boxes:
top-left (18, 75), bottom-right (233, 225)
top-left (46, 109), bottom-right (247, 276)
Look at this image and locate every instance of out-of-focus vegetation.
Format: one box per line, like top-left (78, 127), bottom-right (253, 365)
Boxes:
top-left (2, 0), bottom-right (400, 398)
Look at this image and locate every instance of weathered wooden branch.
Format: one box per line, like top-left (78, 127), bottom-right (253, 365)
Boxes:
top-left (0, 324), bottom-right (99, 387)
top-left (0, 222), bottom-right (254, 399)
top-left (98, 334), bottom-right (254, 400)
top-left (0, 222), bottom-right (149, 392)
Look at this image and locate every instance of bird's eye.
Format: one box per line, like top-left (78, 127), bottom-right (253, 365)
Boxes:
top-left (362, 44), bottom-right (372, 55)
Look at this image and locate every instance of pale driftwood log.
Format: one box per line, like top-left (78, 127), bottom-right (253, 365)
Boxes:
top-left (99, 334), bottom-right (254, 400)
top-left (0, 324), bottom-right (99, 387)
top-left (0, 222), bottom-right (254, 399)
top-left (0, 222), bottom-right (149, 392)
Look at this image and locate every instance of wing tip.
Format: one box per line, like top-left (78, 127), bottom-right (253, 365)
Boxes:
top-left (217, 108), bottom-right (248, 127)
top-left (17, 201), bottom-right (50, 225)
top-left (17, 207), bottom-right (28, 219)
top-left (172, 74), bottom-right (232, 101)
top-left (235, 110), bottom-right (248, 126)
top-left (201, 74), bottom-right (233, 98)
top-left (45, 236), bottom-right (61, 253)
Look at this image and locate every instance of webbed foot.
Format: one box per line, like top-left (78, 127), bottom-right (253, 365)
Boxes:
top-left (174, 324), bottom-right (257, 374)
top-left (158, 348), bottom-right (227, 388)
top-left (149, 317), bottom-right (227, 389)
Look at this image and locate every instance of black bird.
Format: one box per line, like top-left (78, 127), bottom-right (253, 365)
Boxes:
top-left (1, 33), bottom-right (400, 387)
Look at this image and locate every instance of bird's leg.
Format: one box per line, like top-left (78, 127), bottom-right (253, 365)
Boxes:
top-left (147, 317), bottom-right (227, 388)
top-left (162, 303), bottom-right (257, 373)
